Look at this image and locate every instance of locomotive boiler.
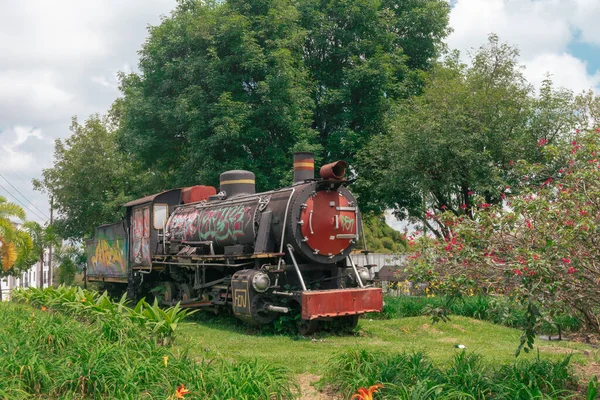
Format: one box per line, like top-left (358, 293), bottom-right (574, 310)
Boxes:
top-left (86, 153), bottom-right (382, 333)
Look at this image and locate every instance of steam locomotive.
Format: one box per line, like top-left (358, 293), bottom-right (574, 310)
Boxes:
top-left (86, 153), bottom-right (382, 333)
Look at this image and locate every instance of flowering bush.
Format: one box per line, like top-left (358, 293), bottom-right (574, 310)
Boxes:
top-left (407, 129), bottom-right (600, 353)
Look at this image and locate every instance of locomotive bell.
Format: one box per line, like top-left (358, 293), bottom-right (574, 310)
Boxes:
top-left (219, 170), bottom-right (255, 198)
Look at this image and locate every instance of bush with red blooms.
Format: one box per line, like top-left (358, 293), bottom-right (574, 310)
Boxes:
top-left (406, 128), bottom-right (600, 354)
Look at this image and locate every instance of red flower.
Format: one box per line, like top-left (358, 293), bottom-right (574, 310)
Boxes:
top-left (537, 138), bottom-right (548, 146)
top-left (567, 267), bottom-right (576, 274)
top-left (510, 160), bottom-right (515, 166)
top-left (351, 384), bottom-right (384, 400)
top-left (525, 220), bottom-right (532, 229)
top-left (460, 203), bottom-right (467, 210)
top-left (542, 178), bottom-right (552, 186)
top-left (562, 258), bottom-right (571, 264)
top-left (514, 269), bottom-right (523, 275)
top-left (441, 205), bottom-right (447, 210)
top-left (468, 191), bottom-right (475, 195)
top-left (174, 384), bottom-right (191, 399)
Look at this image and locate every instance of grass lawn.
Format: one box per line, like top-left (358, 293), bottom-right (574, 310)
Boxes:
top-left (176, 315), bottom-right (597, 376)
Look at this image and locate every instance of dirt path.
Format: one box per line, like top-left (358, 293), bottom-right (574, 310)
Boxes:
top-left (297, 373), bottom-right (339, 400)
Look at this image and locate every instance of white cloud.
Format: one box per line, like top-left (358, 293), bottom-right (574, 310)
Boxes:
top-left (0, 0), bottom-right (176, 223)
top-left (524, 52), bottom-right (600, 94)
top-left (447, 0), bottom-right (600, 93)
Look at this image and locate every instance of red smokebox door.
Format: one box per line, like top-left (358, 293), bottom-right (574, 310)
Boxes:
top-left (300, 191), bottom-right (357, 256)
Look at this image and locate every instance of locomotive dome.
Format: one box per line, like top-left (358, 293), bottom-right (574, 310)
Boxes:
top-left (219, 170), bottom-right (255, 198)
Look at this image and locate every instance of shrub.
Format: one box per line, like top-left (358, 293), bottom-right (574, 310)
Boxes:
top-left (12, 285), bottom-right (196, 345)
top-left (407, 129), bottom-right (600, 352)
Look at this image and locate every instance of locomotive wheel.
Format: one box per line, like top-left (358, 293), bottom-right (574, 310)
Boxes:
top-left (178, 283), bottom-right (193, 302)
top-left (297, 318), bottom-right (320, 335)
top-left (162, 281), bottom-right (176, 304)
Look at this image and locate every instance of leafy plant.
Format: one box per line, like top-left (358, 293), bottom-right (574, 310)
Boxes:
top-left (321, 348), bottom-right (581, 399)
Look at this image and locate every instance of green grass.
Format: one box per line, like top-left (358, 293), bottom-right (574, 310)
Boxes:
top-left (321, 349), bottom-right (583, 399)
top-left (177, 314), bottom-right (595, 376)
top-left (370, 295), bottom-right (582, 335)
top-left (0, 301), bottom-right (296, 399)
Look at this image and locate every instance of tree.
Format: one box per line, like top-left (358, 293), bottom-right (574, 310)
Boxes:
top-left (115, 0), bottom-right (450, 192)
top-left (0, 196), bottom-right (34, 274)
top-left (53, 245), bottom-right (86, 285)
top-left (407, 127), bottom-right (600, 352)
top-left (33, 115), bottom-right (157, 240)
top-left (358, 35), bottom-right (577, 237)
top-left (23, 222), bottom-right (60, 288)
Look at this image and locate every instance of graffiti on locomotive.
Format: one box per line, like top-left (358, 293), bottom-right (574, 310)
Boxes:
top-left (88, 238), bottom-right (127, 277)
top-left (169, 204), bottom-right (254, 243)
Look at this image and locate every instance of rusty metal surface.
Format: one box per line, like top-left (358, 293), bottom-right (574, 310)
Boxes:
top-left (301, 287), bottom-right (383, 320)
top-left (319, 160), bottom-right (348, 180)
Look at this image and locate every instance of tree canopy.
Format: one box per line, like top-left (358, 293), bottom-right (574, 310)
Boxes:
top-left (358, 35), bottom-right (581, 237)
top-left (115, 0), bottom-right (450, 191)
top-left (33, 115), bottom-right (157, 240)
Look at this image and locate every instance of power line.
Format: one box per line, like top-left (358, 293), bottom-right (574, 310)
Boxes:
top-left (0, 171), bottom-right (50, 220)
top-left (0, 180), bottom-right (48, 223)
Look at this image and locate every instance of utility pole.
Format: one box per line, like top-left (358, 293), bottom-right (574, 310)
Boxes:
top-left (48, 196), bottom-right (54, 287)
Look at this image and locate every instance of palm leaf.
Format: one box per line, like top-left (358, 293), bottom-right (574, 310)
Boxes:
top-left (0, 238), bottom-right (18, 271)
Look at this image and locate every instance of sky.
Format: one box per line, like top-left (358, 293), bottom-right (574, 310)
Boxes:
top-left (0, 0), bottom-right (599, 225)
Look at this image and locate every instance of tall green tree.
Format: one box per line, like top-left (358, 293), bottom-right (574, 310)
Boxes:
top-left (34, 115), bottom-right (157, 240)
top-left (0, 197), bottom-right (34, 274)
top-left (358, 35), bottom-right (578, 237)
top-left (53, 245), bottom-right (86, 285)
top-left (116, 0), bottom-right (450, 191)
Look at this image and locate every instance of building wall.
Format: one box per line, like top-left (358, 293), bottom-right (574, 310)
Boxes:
top-left (1, 250), bottom-right (51, 301)
top-left (351, 253), bottom-right (404, 275)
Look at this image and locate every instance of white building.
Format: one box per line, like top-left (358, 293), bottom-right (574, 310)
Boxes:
top-left (0, 249), bottom-right (51, 301)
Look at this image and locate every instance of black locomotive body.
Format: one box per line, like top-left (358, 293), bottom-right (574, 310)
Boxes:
top-left (86, 153), bottom-right (383, 333)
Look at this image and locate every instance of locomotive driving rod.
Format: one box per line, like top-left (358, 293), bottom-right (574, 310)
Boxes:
top-left (286, 244), bottom-right (308, 291)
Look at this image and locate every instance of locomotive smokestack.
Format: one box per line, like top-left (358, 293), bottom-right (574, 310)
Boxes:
top-left (320, 160), bottom-right (348, 180)
top-left (293, 152), bottom-right (314, 183)
top-left (220, 170), bottom-right (256, 198)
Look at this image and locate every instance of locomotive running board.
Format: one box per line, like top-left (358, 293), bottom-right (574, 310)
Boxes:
top-left (301, 287), bottom-right (383, 320)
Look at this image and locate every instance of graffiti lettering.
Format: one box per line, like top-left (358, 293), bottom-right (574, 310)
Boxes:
top-left (132, 207), bottom-right (151, 265)
top-left (339, 215), bottom-right (355, 232)
top-left (197, 205), bottom-right (251, 242)
top-left (91, 239), bottom-right (126, 276)
top-left (168, 208), bottom-right (200, 240)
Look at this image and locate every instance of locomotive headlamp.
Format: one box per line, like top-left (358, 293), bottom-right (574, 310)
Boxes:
top-left (252, 272), bottom-right (271, 293)
top-left (357, 267), bottom-right (371, 284)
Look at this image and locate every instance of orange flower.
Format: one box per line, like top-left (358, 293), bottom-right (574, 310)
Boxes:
top-left (351, 384), bottom-right (384, 400)
top-left (41, 306), bottom-right (47, 311)
top-left (174, 384), bottom-right (191, 399)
